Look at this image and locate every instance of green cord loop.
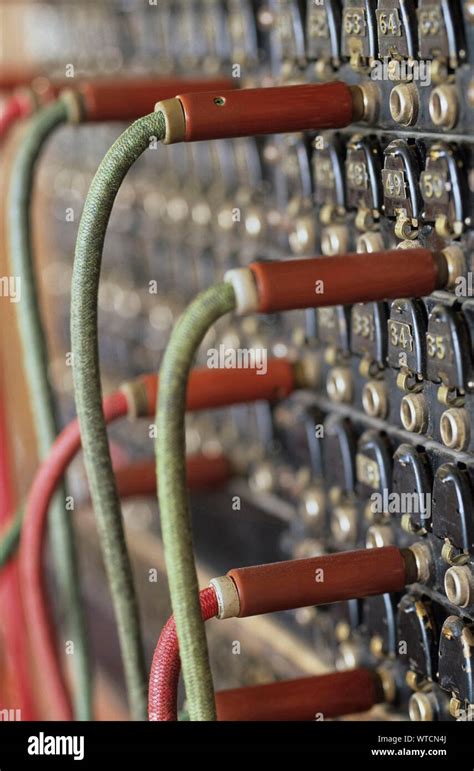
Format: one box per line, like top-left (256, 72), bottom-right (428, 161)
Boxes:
top-left (7, 101), bottom-right (234, 722)
top-left (71, 111), bottom-right (166, 721)
top-left (156, 282), bottom-right (236, 720)
top-left (7, 98), bottom-right (91, 720)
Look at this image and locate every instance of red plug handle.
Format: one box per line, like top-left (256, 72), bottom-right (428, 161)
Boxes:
top-left (79, 77), bottom-right (234, 122)
top-left (175, 82), bottom-right (356, 141)
top-left (137, 357), bottom-right (296, 417)
top-left (227, 546), bottom-right (414, 618)
top-left (249, 248), bottom-right (446, 314)
top-left (114, 454), bottom-right (231, 499)
top-left (215, 668), bottom-right (382, 721)
top-left (0, 68), bottom-right (39, 92)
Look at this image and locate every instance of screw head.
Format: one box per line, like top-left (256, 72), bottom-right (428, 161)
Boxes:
top-left (249, 461), bottom-right (275, 494)
top-left (449, 696), bottom-right (462, 719)
top-left (441, 539), bottom-right (470, 566)
top-left (366, 525), bottom-right (393, 549)
top-left (331, 504), bottom-right (357, 543)
top-left (405, 670), bottom-right (420, 691)
top-left (326, 366), bottom-right (353, 404)
top-left (370, 635), bottom-right (384, 657)
top-left (299, 486), bottom-right (325, 525)
top-left (335, 620), bottom-right (351, 642)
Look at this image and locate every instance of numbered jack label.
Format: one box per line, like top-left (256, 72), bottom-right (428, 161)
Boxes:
top-left (342, 0), bottom-right (377, 68)
top-left (420, 142), bottom-right (468, 238)
top-left (376, 0), bottom-right (418, 60)
top-left (426, 303), bottom-right (472, 390)
top-left (306, 0), bottom-right (341, 65)
top-left (388, 299), bottom-right (427, 376)
top-left (383, 140), bottom-right (423, 224)
top-left (346, 134), bottom-right (383, 228)
top-left (313, 134), bottom-right (346, 213)
top-left (273, 0), bottom-right (306, 67)
top-left (417, 0), bottom-right (466, 68)
top-left (351, 302), bottom-right (388, 364)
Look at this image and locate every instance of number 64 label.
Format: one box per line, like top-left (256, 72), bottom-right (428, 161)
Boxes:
top-left (376, 8), bottom-right (402, 37)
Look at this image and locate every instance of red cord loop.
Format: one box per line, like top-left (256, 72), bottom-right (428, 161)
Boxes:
top-left (148, 587), bottom-right (218, 721)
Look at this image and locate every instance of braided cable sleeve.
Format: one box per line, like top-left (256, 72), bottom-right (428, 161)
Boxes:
top-left (148, 587), bottom-right (218, 721)
top-left (156, 282), bottom-right (236, 720)
top-left (7, 97), bottom-right (91, 720)
top-left (19, 391), bottom-right (128, 721)
top-left (71, 111), bottom-right (166, 721)
top-left (5, 445), bottom-right (224, 718)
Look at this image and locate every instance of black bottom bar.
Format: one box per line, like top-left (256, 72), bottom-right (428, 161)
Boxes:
top-left (0, 719), bottom-right (469, 764)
